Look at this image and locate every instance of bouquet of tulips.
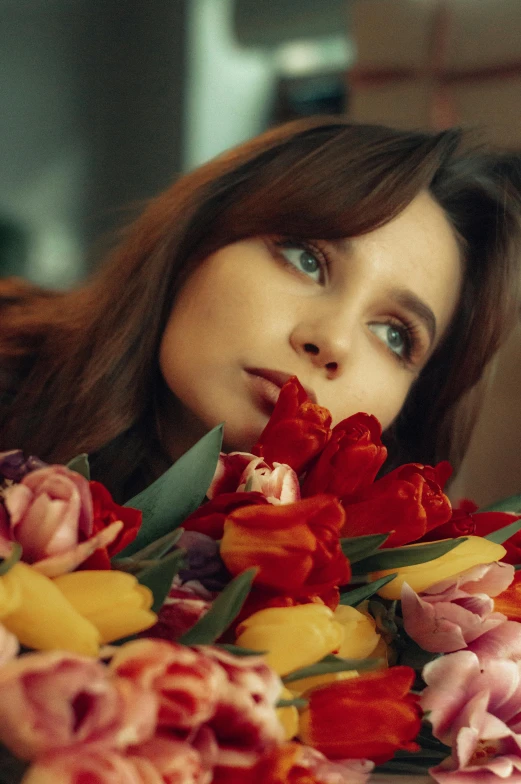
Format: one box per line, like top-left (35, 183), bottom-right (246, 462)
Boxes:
top-left (1, 377), bottom-right (521, 784)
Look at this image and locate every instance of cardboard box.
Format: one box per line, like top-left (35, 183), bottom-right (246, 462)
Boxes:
top-left (349, 0), bottom-right (521, 147)
top-left (450, 78), bottom-right (521, 148)
top-left (349, 82), bottom-right (436, 130)
top-left (352, 0), bottom-right (439, 69)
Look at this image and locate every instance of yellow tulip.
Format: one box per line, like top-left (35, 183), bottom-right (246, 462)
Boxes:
top-left (334, 605), bottom-right (380, 660)
top-left (285, 606), bottom-right (379, 697)
top-left (53, 570), bottom-right (156, 644)
top-left (370, 635), bottom-right (390, 667)
top-left (277, 686), bottom-right (299, 740)
top-left (235, 603), bottom-right (344, 676)
top-left (371, 536), bottom-right (507, 600)
top-left (0, 568), bottom-right (22, 617)
top-left (0, 562), bottom-right (100, 655)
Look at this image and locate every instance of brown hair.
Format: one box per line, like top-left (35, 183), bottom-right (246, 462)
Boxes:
top-left (1, 117), bottom-right (520, 500)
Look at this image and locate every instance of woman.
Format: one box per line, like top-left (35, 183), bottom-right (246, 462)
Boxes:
top-left (1, 117), bottom-right (520, 502)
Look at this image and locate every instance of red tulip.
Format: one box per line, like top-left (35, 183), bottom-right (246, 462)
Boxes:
top-left (252, 377), bottom-right (332, 475)
top-left (299, 666), bottom-right (421, 763)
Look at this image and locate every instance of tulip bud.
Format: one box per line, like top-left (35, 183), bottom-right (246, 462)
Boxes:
top-left (371, 537), bottom-right (506, 600)
top-left (334, 605), bottom-right (380, 660)
top-left (53, 570), bottom-right (156, 643)
top-left (0, 563), bottom-right (100, 655)
top-left (236, 603), bottom-right (344, 676)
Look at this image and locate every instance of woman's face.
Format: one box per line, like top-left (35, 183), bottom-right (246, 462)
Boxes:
top-left (159, 191), bottom-right (463, 457)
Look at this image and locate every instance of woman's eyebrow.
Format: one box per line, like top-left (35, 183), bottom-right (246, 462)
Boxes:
top-left (327, 239), bottom-right (438, 345)
top-left (389, 289), bottom-right (437, 345)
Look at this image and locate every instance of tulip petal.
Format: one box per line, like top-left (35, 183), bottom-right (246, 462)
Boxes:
top-left (468, 621), bottom-right (521, 661)
top-left (33, 521), bottom-right (124, 577)
top-left (236, 604), bottom-right (344, 676)
top-left (0, 563), bottom-right (100, 655)
top-left (53, 570), bottom-right (156, 644)
top-left (373, 538), bottom-right (507, 600)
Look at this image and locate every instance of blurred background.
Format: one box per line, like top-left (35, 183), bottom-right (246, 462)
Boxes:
top-left (1, 0), bottom-right (520, 287)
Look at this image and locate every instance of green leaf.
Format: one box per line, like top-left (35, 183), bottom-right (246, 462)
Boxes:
top-left (119, 424), bottom-right (223, 557)
top-left (277, 697), bottom-right (308, 709)
top-left (340, 533), bottom-right (390, 563)
top-left (392, 748), bottom-right (449, 761)
top-left (217, 644), bottom-right (268, 656)
top-left (484, 517), bottom-right (521, 545)
top-left (136, 549), bottom-right (186, 612)
top-left (481, 493), bottom-right (521, 514)
top-left (415, 724), bottom-right (451, 753)
top-left (375, 741), bottom-right (450, 775)
top-left (351, 537), bottom-right (468, 575)
top-left (369, 599), bottom-right (398, 635)
top-left (375, 759), bottom-right (443, 775)
top-left (282, 653), bottom-right (381, 684)
top-left (339, 574), bottom-right (397, 606)
top-left (179, 568), bottom-right (256, 645)
top-left (112, 529), bottom-right (184, 570)
top-left (66, 453), bottom-right (90, 480)
top-left (0, 543), bottom-right (22, 576)
top-left (398, 635), bottom-right (442, 671)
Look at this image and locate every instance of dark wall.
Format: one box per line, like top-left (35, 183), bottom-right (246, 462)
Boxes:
top-left (0, 0), bottom-right (187, 278)
top-left (77, 0), bottom-right (188, 251)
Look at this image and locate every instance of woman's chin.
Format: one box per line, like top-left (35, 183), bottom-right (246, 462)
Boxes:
top-left (221, 418), bottom-right (268, 455)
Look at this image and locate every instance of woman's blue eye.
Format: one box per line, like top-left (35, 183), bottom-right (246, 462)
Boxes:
top-left (278, 244), bottom-right (323, 282)
top-left (369, 323), bottom-right (407, 357)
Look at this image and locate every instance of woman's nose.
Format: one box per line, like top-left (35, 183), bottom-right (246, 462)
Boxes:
top-left (289, 315), bottom-right (353, 376)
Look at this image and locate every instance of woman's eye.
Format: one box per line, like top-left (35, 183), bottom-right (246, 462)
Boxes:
top-left (368, 322), bottom-right (408, 358)
top-left (277, 244), bottom-right (324, 283)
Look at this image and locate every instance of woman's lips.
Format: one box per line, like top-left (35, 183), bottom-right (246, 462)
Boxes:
top-left (245, 371), bottom-right (283, 413)
top-left (245, 368), bottom-right (317, 413)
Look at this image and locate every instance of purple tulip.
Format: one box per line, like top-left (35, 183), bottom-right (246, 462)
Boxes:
top-left (177, 530), bottom-right (230, 591)
top-left (0, 451), bottom-right (47, 482)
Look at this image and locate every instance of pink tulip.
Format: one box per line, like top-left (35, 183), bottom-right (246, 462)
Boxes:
top-left (215, 745), bottom-right (374, 784)
top-left (430, 756), bottom-right (521, 783)
top-left (200, 646), bottom-right (284, 767)
top-left (236, 458), bottom-right (300, 504)
top-left (22, 748), bottom-right (145, 784)
top-left (421, 651), bottom-right (521, 782)
top-left (32, 520), bottom-right (123, 577)
top-left (22, 740), bottom-right (211, 784)
top-left (129, 735), bottom-right (212, 784)
top-left (110, 640), bottom-right (284, 770)
top-left (109, 639), bottom-right (228, 731)
top-left (3, 465), bottom-right (93, 562)
top-left (2, 465), bottom-right (129, 576)
top-left (401, 563), bottom-right (514, 653)
top-left (207, 452), bottom-right (256, 498)
top-left (0, 651), bottom-right (157, 760)
top-left (290, 745), bottom-right (374, 784)
top-left (148, 585), bottom-right (212, 642)
top-left (468, 620), bottom-right (521, 662)
top-left (208, 453), bottom-right (300, 504)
